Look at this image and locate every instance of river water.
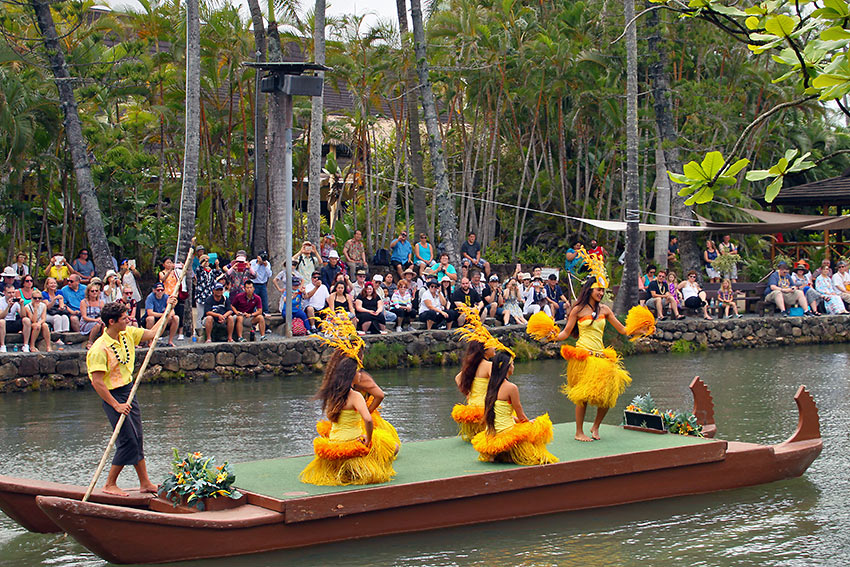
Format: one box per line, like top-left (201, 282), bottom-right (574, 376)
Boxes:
top-left (1, 344), bottom-right (848, 566)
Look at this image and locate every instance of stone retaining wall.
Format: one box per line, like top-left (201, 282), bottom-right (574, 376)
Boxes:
top-left (2, 315), bottom-right (849, 394)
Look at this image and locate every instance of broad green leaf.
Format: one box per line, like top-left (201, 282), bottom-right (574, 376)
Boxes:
top-left (745, 169), bottom-right (773, 181)
top-left (764, 176), bottom-right (784, 203)
top-left (783, 149), bottom-right (799, 162)
top-left (772, 69), bottom-right (799, 83)
top-left (668, 171), bottom-right (690, 184)
top-left (677, 184), bottom-right (699, 197)
top-left (715, 176), bottom-right (737, 186)
top-left (701, 151), bottom-right (725, 177)
top-left (725, 158), bottom-right (750, 177)
top-left (687, 185), bottom-right (715, 205)
top-left (812, 73), bottom-right (850, 88)
top-left (764, 15), bottom-right (799, 38)
top-left (683, 160), bottom-right (708, 181)
top-left (745, 16), bottom-right (761, 30)
top-left (820, 26), bottom-right (850, 41)
top-left (768, 157), bottom-right (790, 174)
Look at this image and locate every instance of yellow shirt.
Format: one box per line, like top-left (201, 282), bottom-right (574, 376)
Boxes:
top-left (575, 317), bottom-right (606, 353)
top-left (46, 265), bottom-right (71, 281)
top-left (329, 409), bottom-right (362, 442)
top-left (86, 327), bottom-right (146, 390)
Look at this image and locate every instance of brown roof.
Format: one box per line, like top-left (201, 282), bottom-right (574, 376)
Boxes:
top-left (759, 173), bottom-right (850, 207)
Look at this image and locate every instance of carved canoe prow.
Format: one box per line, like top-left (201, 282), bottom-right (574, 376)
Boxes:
top-left (689, 376), bottom-right (717, 438)
top-left (782, 385), bottom-right (821, 444)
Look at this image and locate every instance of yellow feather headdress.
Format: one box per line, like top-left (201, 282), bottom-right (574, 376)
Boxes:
top-left (315, 307), bottom-right (365, 368)
top-left (578, 248), bottom-right (609, 289)
top-left (453, 304), bottom-right (515, 358)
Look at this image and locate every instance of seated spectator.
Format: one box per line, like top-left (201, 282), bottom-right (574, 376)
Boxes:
top-left (203, 283), bottom-right (234, 342)
top-left (418, 279), bottom-right (449, 330)
top-left (59, 274), bottom-right (86, 329)
top-left (460, 232), bottom-right (491, 278)
top-left (390, 231), bottom-right (413, 280)
top-left (677, 270), bottom-right (712, 320)
top-left (372, 274), bottom-right (397, 327)
top-left (647, 269), bottom-right (684, 320)
top-left (0, 286), bottom-right (32, 352)
top-left (319, 233), bottom-right (338, 264)
top-left (413, 233), bottom-right (435, 277)
top-left (342, 230), bottom-right (368, 275)
top-left (249, 250), bottom-right (272, 314)
top-left (666, 272), bottom-right (684, 315)
top-left (704, 240), bottom-right (720, 283)
top-left (439, 278), bottom-right (454, 317)
top-left (484, 275), bottom-right (505, 321)
top-left (80, 285), bottom-right (105, 348)
top-left (667, 236), bottom-right (679, 264)
top-left (791, 262), bottom-right (822, 315)
top-left (0, 267), bottom-right (20, 293)
top-left (718, 234), bottom-right (739, 282)
top-left (449, 277), bottom-right (484, 326)
top-left (8, 252), bottom-right (29, 283)
top-left (102, 270), bottom-right (122, 303)
top-left (280, 276), bottom-right (312, 334)
top-left (639, 265), bottom-right (657, 305)
top-left (355, 282), bottom-right (387, 335)
top-left (45, 255), bottom-right (72, 287)
top-left (25, 290), bottom-right (51, 352)
top-left (765, 262), bottom-right (814, 316)
top-left (544, 274), bottom-right (568, 321)
top-left (523, 276), bottom-right (550, 318)
top-left (225, 250), bottom-right (256, 297)
top-left (586, 239), bottom-right (606, 258)
top-left (390, 279), bottom-right (415, 331)
top-left (18, 275), bottom-right (37, 307)
top-left (192, 244), bottom-right (206, 273)
top-left (401, 267), bottom-right (420, 311)
top-left (427, 253), bottom-right (458, 283)
top-left (72, 248), bottom-right (96, 284)
top-left (118, 286), bottom-right (139, 327)
top-left (145, 282), bottom-right (180, 346)
top-left (502, 278), bottom-right (527, 325)
top-left (326, 281), bottom-right (355, 320)
top-left (815, 268), bottom-right (848, 314)
top-left (832, 260), bottom-right (850, 307)
top-left (231, 280), bottom-right (266, 341)
top-left (813, 258), bottom-right (831, 280)
top-left (351, 269), bottom-right (368, 297)
top-left (717, 279), bottom-right (741, 318)
top-left (195, 255), bottom-right (215, 325)
top-left (469, 271), bottom-right (486, 296)
top-left (384, 272), bottom-right (397, 296)
top-left (304, 271), bottom-right (331, 322)
top-left (564, 241), bottom-right (585, 275)
top-left (320, 250), bottom-right (343, 289)
top-left (44, 277), bottom-right (72, 335)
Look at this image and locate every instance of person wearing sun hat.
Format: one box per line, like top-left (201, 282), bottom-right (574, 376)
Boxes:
top-left (790, 262), bottom-right (822, 315)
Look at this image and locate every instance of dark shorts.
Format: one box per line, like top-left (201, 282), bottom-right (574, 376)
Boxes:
top-left (391, 260), bottom-right (412, 270)
top-left (4, 318), bottom-right (23, 333)
top-left (684, 296), bottom-right (705, 309)
top-left (102, 383), bottom-right (144, 467)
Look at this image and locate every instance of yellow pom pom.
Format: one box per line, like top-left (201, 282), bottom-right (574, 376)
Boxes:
top-left (526, 311), bottom-right (557, 341)
top-left (624, 305), bottom-right (656, 340)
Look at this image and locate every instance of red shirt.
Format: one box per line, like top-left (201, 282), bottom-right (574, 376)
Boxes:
top-left (587, 246), bottom-right (605, 257)
top-left (231, 292), bottom-right (262, 314)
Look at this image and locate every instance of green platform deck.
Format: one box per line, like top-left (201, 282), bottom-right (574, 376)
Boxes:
top-left (233, 423), bottom-right (715, 500)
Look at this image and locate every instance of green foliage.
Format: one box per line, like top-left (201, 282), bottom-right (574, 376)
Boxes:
top-left (662, 410), bottom-right (704, 436)
top-left (668, 152), bottom-right (749, 206)
top-left (710, 253), bottom-right (739, 276)
top-left (511, 338), bottom-right (541, 362)
top-left (363, 341), bottom-right (406, 369)
top-left (158, 449), bottom-right (242, 510)
top-left (627, 392), bottom-right (659, 414)
top-left (671, 338), bottom-right (699, 353)
top-left (745, 149), bottom-right (815, 203)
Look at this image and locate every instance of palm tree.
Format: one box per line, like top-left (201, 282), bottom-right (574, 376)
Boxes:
top-left (307, 0), bottom-right (326, 246)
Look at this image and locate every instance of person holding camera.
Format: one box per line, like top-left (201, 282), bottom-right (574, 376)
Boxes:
top-left (0, 286), bottom-right (33, 352)
top-left (226, 250), bottom-right (257, 297)
top-left (250, 250), bottom-right (272, 314)
top-left (46, 255), bottom-right (74, 288)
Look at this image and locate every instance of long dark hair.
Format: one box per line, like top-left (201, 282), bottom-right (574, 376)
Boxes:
top-left (569, 279), bottom-right (600, 338)
top-left (483, 351), bottom-right (513, 431)
top-left (316, 354), bottom-right (359, 422)
top-left (458, 342), bottom-right (485, 396)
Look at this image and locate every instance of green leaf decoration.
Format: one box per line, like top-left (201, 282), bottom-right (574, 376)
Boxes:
top-left (764, 176), bottom-right (784, 203)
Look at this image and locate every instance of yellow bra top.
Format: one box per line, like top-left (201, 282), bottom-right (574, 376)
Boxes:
top-left (329, 409), bottom-right (362, 442)
top-left (575, 317), bottom-right (606, 352)
top-left (493, 400), bottom-right (515, 433)
top-left (467, 376), bottom-right (490, 406)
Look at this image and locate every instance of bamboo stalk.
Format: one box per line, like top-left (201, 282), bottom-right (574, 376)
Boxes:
top-left (82, 238), bottom-right (196, 502)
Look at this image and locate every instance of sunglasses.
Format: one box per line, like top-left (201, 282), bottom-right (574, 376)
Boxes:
top-left (24, 279), bottom-right (33, 283)
top-left (124, 291), bottom-right (133, 295)
top-left (688, 275), bottom-right (696, 278)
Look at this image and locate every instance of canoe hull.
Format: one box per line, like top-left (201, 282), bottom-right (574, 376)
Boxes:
top-left (36, 436), bottom-right (821, 565)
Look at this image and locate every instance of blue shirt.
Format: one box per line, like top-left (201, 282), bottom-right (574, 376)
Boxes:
top-left (59, 284), bottom-right (87, 311)
top-left (391, 239), bottom-right (412, 263)
top-left (765, 271), bottom-right (792, 297)
top-left (565, 249), bottom-right (585, 274)
top-left (250, 259), bottom-right (272, 284)
top-left (145, 291), bottom-right (168, 313)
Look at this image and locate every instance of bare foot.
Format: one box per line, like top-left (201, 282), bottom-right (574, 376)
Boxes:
top-left (205, 339), bottom-right (212, 343)
top-left (30, 345), bottom-right (39, 352)
top-left (575, 433), bottom-right (593, 442)
top-left (139, 483), bottom-right (158, 494)
top-left (590, 427), bottom-right (601, 440)
top-left (102, 484), bottom-right (129, 497)
top-left (167, 342), bottom-right (176, 347)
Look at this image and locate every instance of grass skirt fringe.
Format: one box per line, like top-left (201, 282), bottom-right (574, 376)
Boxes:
top-left (299, 428), bottom-right (397, 486)
top-left (471, 414), bottom-right (559, 466)
top-left (451, 404), bottom-right (485, 441)
top-left (561, 345), bottom-right (631, 408)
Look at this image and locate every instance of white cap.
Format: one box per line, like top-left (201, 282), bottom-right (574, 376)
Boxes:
top-left (372, 274), bottom-right (383, 282)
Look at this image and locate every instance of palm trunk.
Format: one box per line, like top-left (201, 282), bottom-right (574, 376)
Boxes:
top-left (31, 0), bottom-right (111, 275)
top-left (247, 0), bottom-right (269, 254)
top-left (307, 0), bottom-right (326, 246)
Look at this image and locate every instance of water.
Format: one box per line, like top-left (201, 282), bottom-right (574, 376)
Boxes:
top-left (1, 344), bottom-right (848, 566)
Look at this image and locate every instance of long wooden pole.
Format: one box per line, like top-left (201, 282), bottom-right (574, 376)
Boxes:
top-left (82, 238), bottom-right (196, 502)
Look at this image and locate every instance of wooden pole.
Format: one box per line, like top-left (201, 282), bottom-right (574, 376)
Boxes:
top-left (82, 238), bottom-right (196, 502)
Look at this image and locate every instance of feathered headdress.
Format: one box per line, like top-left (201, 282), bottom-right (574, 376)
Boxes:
top-left (453, 304), bottom-right (515, 357)
top-left (578, 248), bottom-right (609, 289)
top-left (315, 307), bottom-right (365, 367)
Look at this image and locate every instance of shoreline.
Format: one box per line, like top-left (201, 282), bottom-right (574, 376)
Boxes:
top-left (1, 314), bottom-right (848, 394)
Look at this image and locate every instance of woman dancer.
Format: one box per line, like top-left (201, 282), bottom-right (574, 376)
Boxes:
top-left (471, 351), bottom-right (558, 465)
top-left (527, 250), bottom-right (654, 442)
top-left (300, 308), bottom-right (399, 486)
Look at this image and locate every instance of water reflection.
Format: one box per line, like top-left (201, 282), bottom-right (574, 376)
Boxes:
top-left (1, 344), bottom-right (848, 566)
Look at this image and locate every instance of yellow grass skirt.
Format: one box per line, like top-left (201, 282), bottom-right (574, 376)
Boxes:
top-left (471, 414), bottom-right (559, 466)
top-left (299, 427), bottom-right (398, 486)
top-left (560, 344), bottom-right (631, 408)
top-left (451, 404), bottom-right (485, 441)
top-left (315, 408), bottom-right (401, 445)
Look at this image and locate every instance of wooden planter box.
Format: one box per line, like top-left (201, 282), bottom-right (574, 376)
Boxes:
top-left (150, 492), bottom-right (247, 514)
top-left (623, 410), bottom-right (667, 434)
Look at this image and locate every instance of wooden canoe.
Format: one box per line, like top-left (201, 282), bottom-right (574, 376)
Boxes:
top-left (1, 378), bottom-right (821, 564)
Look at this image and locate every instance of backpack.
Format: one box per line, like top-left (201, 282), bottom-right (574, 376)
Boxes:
top-left (291, 317), bottom-right (307, 336)
top-left (372, 248), bottom-right (391, 266)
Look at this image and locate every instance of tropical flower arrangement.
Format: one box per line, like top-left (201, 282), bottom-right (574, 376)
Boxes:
top-left (158, 449), bottom-right (242, 510)
top-left (623, 393), bottom-right (703, 437)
